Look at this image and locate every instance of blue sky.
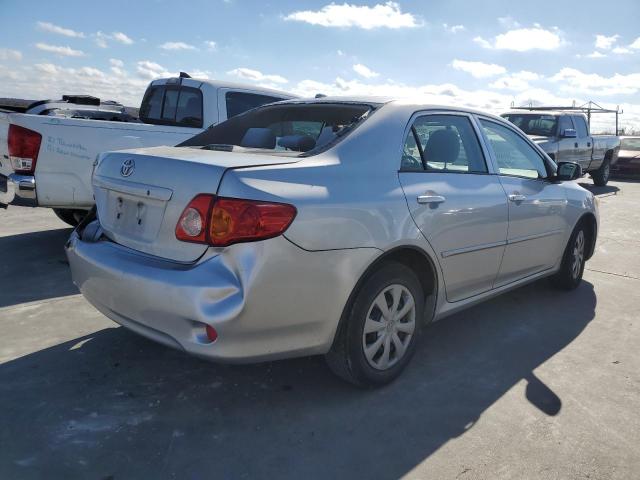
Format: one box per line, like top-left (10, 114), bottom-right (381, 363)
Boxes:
top-left (1, 0), bottom-right (639, 131)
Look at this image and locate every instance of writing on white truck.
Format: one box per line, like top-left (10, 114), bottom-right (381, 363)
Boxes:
top-left (0, 73), bottom-right (294, 224)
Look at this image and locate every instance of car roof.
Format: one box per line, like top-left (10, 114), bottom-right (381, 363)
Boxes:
top-left (274, 96), bottom-right (509, 123)
top-left (152, 77), bottom-right (297, 98)
top-left (502, 110), bottom-right (586, 117)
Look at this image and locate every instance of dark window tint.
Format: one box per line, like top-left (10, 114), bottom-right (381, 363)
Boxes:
top-left (572, 116), bottom-right (589, 138)
top-left (480, 119), bottom-right (548, 179)
top-left (225, 92), bottom-right (286, 119)
top-left (140, 86), bottom-right (203, 128)
top-left (502, 114), bottom-right (558, 136)
top-left (558, 115), bottom-right (574, 134)
top-left (402, 115), bottom-right (487, 173)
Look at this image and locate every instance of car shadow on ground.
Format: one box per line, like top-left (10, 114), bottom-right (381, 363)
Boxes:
top-left (0, 227), bottom-right (77, 308)
top-left (578, 182), bottom-right (620, 196)
top-left (0, 279), bottom-right (596, 479)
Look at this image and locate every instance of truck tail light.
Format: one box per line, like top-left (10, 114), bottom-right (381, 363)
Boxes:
top-left (175, 195), bottom-right (296, 247)
top-left (8, 125), bottom-right (42, 175)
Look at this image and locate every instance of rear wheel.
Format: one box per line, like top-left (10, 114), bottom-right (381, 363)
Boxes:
top-left (53, 208), bottom-right (87, 227)
top-left (592, 156), bottom-right (611, 186)
top-left (551, 223), bottom-right (587, 290)
top-left (326, 262), bottom-right (424, 387)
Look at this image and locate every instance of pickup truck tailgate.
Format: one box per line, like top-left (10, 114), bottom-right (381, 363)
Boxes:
top-left (93, 146), bottom-right (299, 262)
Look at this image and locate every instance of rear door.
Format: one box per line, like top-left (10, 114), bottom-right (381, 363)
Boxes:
top-left (478, 118), bottom-right (568, 286)
top-left (399, 112), bottom-right (508, 302)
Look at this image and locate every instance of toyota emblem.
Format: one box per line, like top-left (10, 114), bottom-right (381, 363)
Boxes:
top-left (120, 159), bottom-right (135, 177)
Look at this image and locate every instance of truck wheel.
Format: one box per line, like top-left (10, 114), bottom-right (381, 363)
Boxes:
top-left (592, 156), bottom-right (611, 186)
top-left (325, 262), bottom-right (424, 387)
top-left (53, 208), bottom-right (87, 227)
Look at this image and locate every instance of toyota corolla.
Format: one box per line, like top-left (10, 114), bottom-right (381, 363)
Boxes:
top-left (66, 98), bottom-right (598, 386)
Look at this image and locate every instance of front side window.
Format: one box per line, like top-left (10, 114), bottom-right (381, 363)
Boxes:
top-left (401, 114), bottom-right (487, 173)
top-left (558, 115), bottom-right (574, 134)
top-left (480, 119), bottom-right (548, 179)
top-left (572, 116), bottom-right (589, 138)
top-left (140, 86), bottom-right (203, 127)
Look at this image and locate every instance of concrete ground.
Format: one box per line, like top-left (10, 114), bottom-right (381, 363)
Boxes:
top-left (0, 179), bottom-right (639, 480)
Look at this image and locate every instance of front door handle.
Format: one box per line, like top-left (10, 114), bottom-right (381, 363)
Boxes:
top-left (508, 193), bottom-right (526, 202)
top-left (417, 194), bottom-right (446, 205)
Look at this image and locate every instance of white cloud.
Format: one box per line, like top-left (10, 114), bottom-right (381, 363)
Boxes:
top-left (595, 34), bottom-right (619, 50)
top-left (284, 2), bottom-right (421, 29)
top-left (227, 67), bottom-right (288, 84)
top-left (452, 59), bottom-right (506, 78)
top-left (35, 43), bottom-right (84, 57)
top-left (551, 68), bottom-right (640, 96)
top-left (490, 71), bottom-right (540, 91)
top-left (94, 31), bottom-right (133, 48)
top-left (204, 40), bottom-right (217, 51)
top-left (37, 21), bottom-right (84, 38)
top-left (497, 16), bottom-right (520, 29)
top-left (109, 58), bottom-right (124, 68)
top-left (136, 60), bottom-right (172, 80)
top-left (160, 41), bottom-right (197, 51)
top-left (353, 63), bottom-right (379, 79)
top-left (112, 32), bottom-right (134, 45)
top-left (337, 49), bottom-right (345, 56)
top-left (475, 27), bottom-right (562, 51)
top-left (612, 46), bottom-right (632, 54)
top-left (587, 51), bottom-right (606, 58)
top-left (443, 23), bottom-right (465, 33)
top-left (630, 37), bottom-right (640, 49)
top-left (0, 48), bottom-right (22, 61)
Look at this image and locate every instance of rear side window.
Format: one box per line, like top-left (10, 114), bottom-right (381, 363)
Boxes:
top-left (140, 86), bottom-right (203, 128)
top-left (480, 119), bottom-right (548, 179)
top-left (225, 92), bottom-right (287, 119)
top-left (572, 116), bottom-right (589, 138)
top-left (402, 114), bottom-right (487, 173)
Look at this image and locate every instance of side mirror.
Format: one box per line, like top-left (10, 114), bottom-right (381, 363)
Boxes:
top-left (555, 161), bottom-right (582, 181)
top-left (561, 128), bottom-right (577, 138)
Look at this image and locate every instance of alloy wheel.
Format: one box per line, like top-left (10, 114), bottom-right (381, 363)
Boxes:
top-left (572, 230), bottom-right (585, 279)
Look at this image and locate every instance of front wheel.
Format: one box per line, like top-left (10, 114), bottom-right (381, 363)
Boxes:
top-left (592, 156), bottom-right (611, 186)
top-left (551, 223), bottom-right (588, 290)
top-left (325, 262), bottom-right (424, 387)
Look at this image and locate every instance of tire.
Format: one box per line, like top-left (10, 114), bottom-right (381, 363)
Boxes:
top-left (551, 222), bottom-right (588, 290)
top-left (592, 155), bottom-right (611, 186)
top-left (53, 208), bottom-right (87, 227)
top-left (325, 262), bottom-right (424, 387)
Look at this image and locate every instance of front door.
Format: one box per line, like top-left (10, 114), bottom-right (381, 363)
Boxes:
top-left (478, 118), bottom-right (569, 286)
top-left (399, 113), bottom-right (509, 302)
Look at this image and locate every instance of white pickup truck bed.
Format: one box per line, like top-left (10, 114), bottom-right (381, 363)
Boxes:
top-left (0, 76), bottom-right (294, 215)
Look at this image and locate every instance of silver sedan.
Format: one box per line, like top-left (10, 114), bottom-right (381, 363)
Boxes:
top-left (66, 98), bottom-right (598, 386)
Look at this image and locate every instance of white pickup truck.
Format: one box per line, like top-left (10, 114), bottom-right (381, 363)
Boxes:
top-left (0, 75), bottom-right (294, 224)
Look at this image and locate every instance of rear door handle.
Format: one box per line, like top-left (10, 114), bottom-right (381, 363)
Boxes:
top-left (508, 194), bottom-right (526, 202)
top-left (417, 195), bottom-right (446, 205)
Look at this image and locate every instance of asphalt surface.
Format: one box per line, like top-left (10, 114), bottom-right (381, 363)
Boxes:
top-left (1, 178), bottom-right (639, 480)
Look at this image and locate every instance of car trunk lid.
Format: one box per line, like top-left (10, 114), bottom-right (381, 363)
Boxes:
top-left (93, 145), bottom-right (299, 262)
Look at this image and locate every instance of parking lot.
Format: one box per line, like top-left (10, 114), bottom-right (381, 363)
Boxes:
top-left (0, 179), bottom-right (638, 479)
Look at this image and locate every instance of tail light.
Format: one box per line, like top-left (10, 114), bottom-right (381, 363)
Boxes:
top-left (8, 125), bottom-right (42, 175)
top-left (175, 195), bottom-right (297, 247)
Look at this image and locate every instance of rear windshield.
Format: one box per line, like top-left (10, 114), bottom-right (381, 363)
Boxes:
top-left (502, 114), bottom-right (558, 137)
top-left (179, 102), bottom-right (375, 155)
top-left (621, 138), bottom-right (640, 151)
top-left (140, 85), bottom-right (203, 128)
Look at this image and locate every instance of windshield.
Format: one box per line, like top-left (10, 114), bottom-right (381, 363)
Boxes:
top-left (179, 102), bottom-right (376, 154)
top-left (503, 114), bottom-right (558, 137)
top-left (621, 138), bottom-right (640, 151)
